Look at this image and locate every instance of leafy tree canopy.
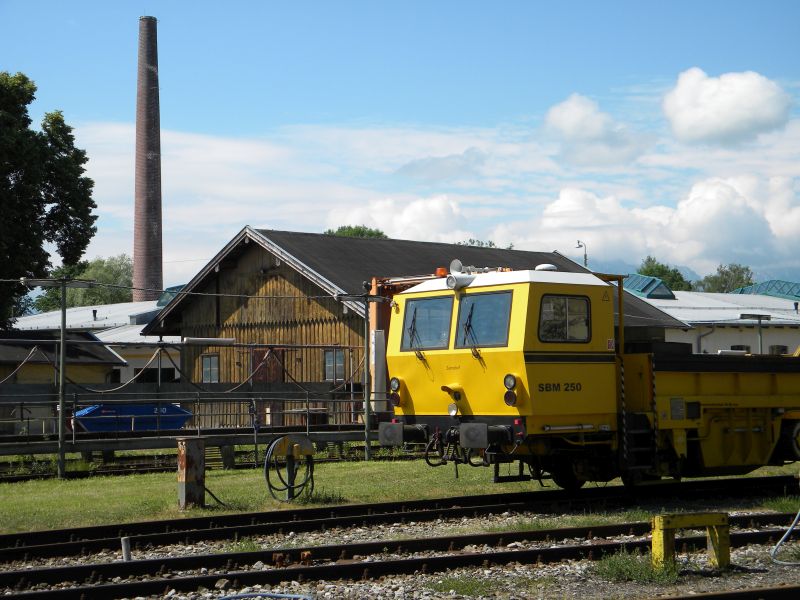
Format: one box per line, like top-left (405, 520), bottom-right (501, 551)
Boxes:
top-left (637, 256), bottom-right (693, 291)
top-left (695, 263), bottom-right (755, 293)
top-left (34, 254), bottom-right (133, 312)
top-left (457, 238), bottom-right (514, 250)
top-left (323, 225), bottom-right (387, 238)
top-left (1, 72), bottom-right (97, 328)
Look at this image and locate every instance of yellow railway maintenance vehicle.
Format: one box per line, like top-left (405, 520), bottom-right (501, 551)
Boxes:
top-left (378, 261), bottom-right (800, 489)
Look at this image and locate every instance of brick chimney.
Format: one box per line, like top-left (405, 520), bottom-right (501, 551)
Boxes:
top-left (133, 16), bottom-right (163, 301)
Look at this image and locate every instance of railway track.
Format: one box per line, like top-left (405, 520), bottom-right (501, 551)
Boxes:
top-left (2, 512), bottom-right (798, 598)
top-left (0, 446), bottom-right (418, 483)
top-left (1, 475), bottom-right (796, 563)
top-left (660, 586), bottom-right (800, 599)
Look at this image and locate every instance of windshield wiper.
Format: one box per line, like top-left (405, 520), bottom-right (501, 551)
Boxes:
top-left (462, 303), bottom-right (481, 359)
top-left (407, 307), bottom-right (425, 360)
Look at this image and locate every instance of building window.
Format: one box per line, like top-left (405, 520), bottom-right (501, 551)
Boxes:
top-left (539, 295), bottom-right (591, 343)
top-left (455, 291), bottom-right (513, 349)
top-left (133, 367), bottom-right (178, 383)
top-left (730, 345), bottom-right (751, 353)
top-left (201, 354), bottom-right (219, 383)
top-left (324, 349), bottom-right (345, 381)
top-left (769, 345), bottom-right (789, 355)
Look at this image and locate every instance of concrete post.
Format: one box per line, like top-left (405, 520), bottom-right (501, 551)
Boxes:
top-left (177, 437), bottom-right (205, 509)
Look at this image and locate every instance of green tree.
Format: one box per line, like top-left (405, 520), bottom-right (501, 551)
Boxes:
top-left (34, 254), bottom-right (133, 312)
top-left (695, 263), bottom-right (755, 293)
top-left (324, 225), bottom-right (388, 238)
top-left (637, 256), bottom-right (693, 291)
top-left (457, 238), bottom-right (514, 250)
top-left (1, 72), bottom-right (97, 328)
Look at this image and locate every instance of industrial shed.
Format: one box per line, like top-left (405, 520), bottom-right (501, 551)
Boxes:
top-left (12, 299), bottom-right (181, 383)
top-left (0, 331), bottom-right (127, 435)
top-left (624, 274), bottom-right (800, 354)
top-left (144, 226), bottom-right (684, 387)
top-left (0, 330), bottom-right (126, 385)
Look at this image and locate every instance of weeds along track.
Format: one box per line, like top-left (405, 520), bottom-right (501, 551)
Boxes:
top-left (0, 475), bottom-right (796, 563)
top-left (2, 511), bottom-right (799, 599)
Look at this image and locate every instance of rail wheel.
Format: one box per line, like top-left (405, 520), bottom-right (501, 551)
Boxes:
top-left (550, 461), bottom-right (586, 491)
top-left (780, 421), bottom-right (800, 460)
top-left (264, 435), bottom-right (315, 502)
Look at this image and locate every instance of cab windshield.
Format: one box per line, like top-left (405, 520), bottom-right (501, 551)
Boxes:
top-left (401, 297), bottom-right (453, 351)
top-left (455, 291), bottom-right (512, 348)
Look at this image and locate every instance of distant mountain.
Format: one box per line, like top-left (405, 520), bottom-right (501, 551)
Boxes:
top-left (586, 258), bottom-right (638, 276)
top-left (752, 265), bottom-right (800, 283)
top-left (677, 265), bottom-right (701, 282)
top-left (587, 258), bottom-right (700, 284)
top-left (587, 259), bottom-right (799, 286)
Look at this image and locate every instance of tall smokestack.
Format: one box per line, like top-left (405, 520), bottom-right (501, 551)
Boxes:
top-left (133, 16), bottom-right (163, 301)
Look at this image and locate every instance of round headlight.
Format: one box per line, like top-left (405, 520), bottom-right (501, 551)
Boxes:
top-left (503, 374), bottom-right (516, 390)
top-left (389, 377), bottom-right (401, 392)
top-left (447, 403), bottom-right (459, 417)
top-left (504, 390), bottom-right (517, 406)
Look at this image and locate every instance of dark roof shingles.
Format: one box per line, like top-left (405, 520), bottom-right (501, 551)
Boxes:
top-left (257, 230), bottom-right (684, 329)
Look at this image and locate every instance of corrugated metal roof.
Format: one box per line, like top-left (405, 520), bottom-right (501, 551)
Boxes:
top-left (13, 301), bottom-right (159, 331)
top-left (94, 325), bottom-right (180, 345)
top-left (622, 274), bottom-right (676, 299)
top-left (733, 280), bottom-right (800, 301)
top-left (643, 291), bottom-right (800, 326)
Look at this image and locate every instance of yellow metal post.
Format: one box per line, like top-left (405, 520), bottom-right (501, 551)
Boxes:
top-left (651, 516), bottom-right (675, 568)
top-left (651, 512), bottom-right (730, 570)
top-left (706, 522), bottom-right (731, 568)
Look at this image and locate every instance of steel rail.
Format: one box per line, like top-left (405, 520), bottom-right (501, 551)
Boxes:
top-left (1, 512), bottom-right (795, 591)
top-left (657, 585), bottom-right (800, 599)
top-left (5, 526), bottom-right (798, 599)
top-left (1, 475), bottom-right (796, 562)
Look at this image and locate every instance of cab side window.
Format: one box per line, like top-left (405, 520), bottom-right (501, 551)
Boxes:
top-left (539, 295), bottom-right (590, 343)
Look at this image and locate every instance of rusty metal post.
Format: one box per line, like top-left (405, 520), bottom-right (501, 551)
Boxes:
top-left (177, 437), bottom-right (205, 509)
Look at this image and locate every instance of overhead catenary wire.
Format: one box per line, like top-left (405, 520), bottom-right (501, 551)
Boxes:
top-left (70, 347), bottom-right (163, 394)
top-left (160, 344), bottom-right (365, 398)
top-left (160, 347), bottom-right (280, 395)
top-left (0, 345), bottom-right (41, 385)
top-left (1, 278), bottom-right (347, 301)
top-left (220, 348), bottom-right (273, 393)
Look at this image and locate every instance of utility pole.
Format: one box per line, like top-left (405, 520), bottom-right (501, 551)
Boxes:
top-left (20, 277), bottom-right (94, 478)
top-left (335, 285), bottom-right (393, 461)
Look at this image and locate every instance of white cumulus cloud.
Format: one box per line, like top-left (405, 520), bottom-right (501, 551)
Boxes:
top-left (663, 68), bottom-right (791, 145)
top-left (491, 177), bottom-right (796, 277)
top-left (325, 196), bottom-right (474, 243)
top-left (544, 94), bottom-right (648, 166)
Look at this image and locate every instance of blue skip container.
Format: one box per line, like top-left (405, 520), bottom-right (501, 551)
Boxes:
top-left (73, 403), bottom-right (192, 432)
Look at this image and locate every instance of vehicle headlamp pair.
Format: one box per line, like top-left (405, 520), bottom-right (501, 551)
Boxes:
top-left (503, 373), bottom-right (517, 406)
top-left (389, 377), bottom-right (402, 407)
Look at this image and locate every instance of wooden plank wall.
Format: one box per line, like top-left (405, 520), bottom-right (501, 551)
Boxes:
top-left (179, 244), bottom-right (365, 385)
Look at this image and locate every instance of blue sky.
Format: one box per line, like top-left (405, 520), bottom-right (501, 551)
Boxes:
top-left (3, 1), bottom-right (800, 285)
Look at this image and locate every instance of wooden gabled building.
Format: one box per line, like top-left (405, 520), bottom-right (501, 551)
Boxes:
top-left (143, 227), bottom-right (685, 387)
